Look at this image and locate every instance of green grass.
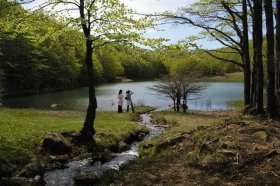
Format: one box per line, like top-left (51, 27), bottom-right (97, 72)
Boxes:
top-left (227, 100), bottom-right (244, 109)
top-left (202, 72), bottom-right (244, 82)
top-left (0, 107), bottom-right (153, 165)
top-left (139, 110), bottom-right (226, 157)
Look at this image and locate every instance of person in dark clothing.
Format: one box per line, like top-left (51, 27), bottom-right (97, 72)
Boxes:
top-left (125, 90), bottom-right (134, 113)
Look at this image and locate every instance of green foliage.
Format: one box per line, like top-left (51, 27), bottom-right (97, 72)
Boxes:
top-left (97, 47), bottom-right (124, 81)
top-left (119, 46), bottom-right (168, 79)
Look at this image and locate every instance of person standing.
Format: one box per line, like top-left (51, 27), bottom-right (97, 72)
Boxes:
top-left (117, 89), bottom-right (124, 113)
top-left (126, 90), bottom-right (134, 113)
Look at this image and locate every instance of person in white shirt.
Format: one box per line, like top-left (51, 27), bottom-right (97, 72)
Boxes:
top-left (117, 89), bottom-right (124, 113)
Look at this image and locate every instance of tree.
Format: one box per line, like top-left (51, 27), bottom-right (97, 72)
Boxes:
top-left (151, 74), bottom-right (206, 112)
top-left (251, 0), bottom-right (264, 114)
top-left (264, 0), bottom-right (276, 117)
top-left (49, 0), bottom-right (153, 141)
top-left (160, 0), bottom-right (252, 109)
top-left (276, 0), bottom-right (280, 120)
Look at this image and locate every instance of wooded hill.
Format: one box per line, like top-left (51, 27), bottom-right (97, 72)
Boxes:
top-left (0, 1), bottom-right (241, 97)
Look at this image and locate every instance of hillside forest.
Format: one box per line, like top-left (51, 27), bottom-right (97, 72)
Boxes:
top-left (0, 1), bottom-right (241, 98)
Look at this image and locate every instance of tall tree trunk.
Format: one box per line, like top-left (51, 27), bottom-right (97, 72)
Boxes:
top-left (80, 39), bottom-right (97, 140)
top-left (242, 0), bottom-right (251, 109)
top-left (253, 0), bottom-right (264, 114)
top-left (173, 99), bottom-right (176, 111)
top-left (264, 0), bottom-right (276, 117)
top-left (251, 6), bottom-right (257, 110)
top-left (176, 96), bottom-right (180, 112)
top-left (276, 0), bottom-right (280, 120)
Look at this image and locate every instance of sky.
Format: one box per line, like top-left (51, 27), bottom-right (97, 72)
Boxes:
top-left (22, 0), bottom-right (219, 49)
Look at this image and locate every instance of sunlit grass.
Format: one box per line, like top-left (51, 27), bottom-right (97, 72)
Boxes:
top-left (202, 72), bottom-right (244, 82)
top-left (0, 107), bottom-right (152, 163)
top-left (140, 110), bottom-right (226, 157)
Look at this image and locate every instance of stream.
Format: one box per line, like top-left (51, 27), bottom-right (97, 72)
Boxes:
top-left (44, 113), bottom-right (164, 186)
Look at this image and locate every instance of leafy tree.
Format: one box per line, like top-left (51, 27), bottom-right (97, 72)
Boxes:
top-left (160, 0), bottom-right (252, 108)
top-left (49, 0), bottom-right (154, 141)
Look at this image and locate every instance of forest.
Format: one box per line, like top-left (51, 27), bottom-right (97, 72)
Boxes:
top-left (0, 0), bottom-right (241, 98)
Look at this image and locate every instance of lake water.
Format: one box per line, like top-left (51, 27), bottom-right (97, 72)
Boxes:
top-left (3, 81), bottom-right (244, 111)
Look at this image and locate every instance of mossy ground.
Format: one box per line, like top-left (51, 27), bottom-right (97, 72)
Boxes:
top-left (111, 110), bottom-right (280, 186)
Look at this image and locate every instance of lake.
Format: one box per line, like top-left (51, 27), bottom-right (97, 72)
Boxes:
top-left (3, 81), bottom-right (244, 111)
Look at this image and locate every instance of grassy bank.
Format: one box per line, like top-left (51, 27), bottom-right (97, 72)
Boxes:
top-left (139, 110), bottom-right (228, 157)
top-left (111, 110), bottom-right (280, 186)
top-left (0, 107), bottom-right (153, 175)
top-left (202, 72), bottom-right (244, 82)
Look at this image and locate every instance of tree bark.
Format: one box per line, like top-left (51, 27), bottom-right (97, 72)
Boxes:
top-left (80, 39), bottom-right (97, 141)
top-left (176, 96), bottom-right (180, 112)
top-left (173, 99), bottom-right (176, 111)
top-left (242, 0), bottom-right (251, 108)
top-left (251, 1), bottom-right (257, 111)
top-left (264, 0), bottom-right (276, 117)
top-left (253, 0), bottom-right (264, 114)
top-left (276, 0), bottom-right (280, 120)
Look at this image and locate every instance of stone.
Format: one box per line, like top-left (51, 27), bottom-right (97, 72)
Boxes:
top-left (74, 173), bottom-right (100, 186)
top-left (142, 143), bottom-right (154, 149)
top-left (197, 126), bottom-right (209, 131)
top-left (199, 143), bottom-right (212, 154)
top-left (154, 125), bottom-right (169, 129)
top-left (156, 133), bottom-right (185, 151)
top-left (92, 151), bottom-right (116, 164)
top-left (60, 131), bottom-right (79, 138)
top-left (124, 131), bottom-right (148, 144)
top-left (73, 153), bottom-right (92, 161)
top-left (207, 138), bottom-right (219, 144)
top-left (51, 104), bottom-right (58, 108)
top-left (237, 121), bottom-right (247, 126)
top-left (41, 132), bottom-right (72, 155)
top-left (221, 143), bottom-right (228, 149)
top-left (1, 177), bottom-right (35, 186)
top-left (0, 103), bottom-right (2, 107)
top-left (143, 173), bottom-right (159, 181)
top-left (245, 176), bottom-right (256, 183)
top-left (206, 176), bottom-right (220, 185)
top-left (34, 175), bottom-right (46, 186)
top-left (49, 154), bottom-right (69, 163)
top-left (45, 162), bottom-right (68, 171)
top-left (0, 159), bottom-right (17, 177)
top-left (218, 149), bottom-right (236, 157)
top-left (18, 162), bottom-right (45, 178)
top-left (252, 131), bottom-right (268, 141)
top-left (118, 141), bottom-right (130, 152)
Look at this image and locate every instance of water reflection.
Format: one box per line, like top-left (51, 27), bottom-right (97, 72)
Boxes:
top-left (3, 81), bottom-right (244, 111)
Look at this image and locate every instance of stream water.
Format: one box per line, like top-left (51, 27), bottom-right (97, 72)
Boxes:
top-left (44, 113), bottom-right (164, 186)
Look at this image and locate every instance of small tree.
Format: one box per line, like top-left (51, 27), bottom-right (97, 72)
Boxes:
top-left (178, 74), bottom-right (206, 112)
top-left (151, 74), bottom-right (206, 112)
